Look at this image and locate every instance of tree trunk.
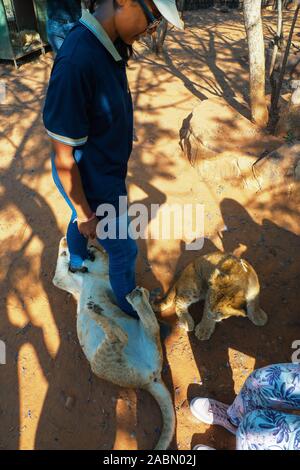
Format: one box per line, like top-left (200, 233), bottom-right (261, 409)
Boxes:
top-left (271, 3), bottom-right (300, 116)
top-left (156, 19), bottom-right (168, 54)
top-left (151, 19), bottom-right (168, 54)
top-left (243, 0), bottom-right (269, 127)
top-left (269, 0), bottom-right (283, 77)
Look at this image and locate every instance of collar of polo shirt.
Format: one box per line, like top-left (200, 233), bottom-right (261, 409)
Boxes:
top-left (80, 9), bottom-right (123, 62)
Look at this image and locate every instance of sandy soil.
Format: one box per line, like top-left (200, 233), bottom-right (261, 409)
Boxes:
top-left (0, 8), bottom-right (300, 450)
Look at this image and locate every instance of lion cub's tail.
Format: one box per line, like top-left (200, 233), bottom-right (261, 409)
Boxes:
top-left (145, 380), bottom-right (176, 450)
top-left (152, 286), bottom-right (176, 313)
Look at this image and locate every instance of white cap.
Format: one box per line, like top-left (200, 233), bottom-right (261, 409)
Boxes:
top-left (152, 0), bottom-right (184, 30)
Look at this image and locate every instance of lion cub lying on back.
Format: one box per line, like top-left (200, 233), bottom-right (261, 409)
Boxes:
top-left (53, 237), bottom-right (175, 450)
top-left (152, 251), bottom-right (268, 341)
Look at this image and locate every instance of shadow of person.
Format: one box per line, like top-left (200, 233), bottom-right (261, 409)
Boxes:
top-left (219, 197), bottom-right (300, 332)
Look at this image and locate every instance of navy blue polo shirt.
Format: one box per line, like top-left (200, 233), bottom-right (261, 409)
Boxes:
top-left (43, 10), bottom-right (134, 213)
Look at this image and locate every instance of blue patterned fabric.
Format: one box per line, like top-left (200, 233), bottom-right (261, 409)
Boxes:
top-left (227, 363), bottom-right (300, 450)
top-left (236, 409), bottom-right (300, 450)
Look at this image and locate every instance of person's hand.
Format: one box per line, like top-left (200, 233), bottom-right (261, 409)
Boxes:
top-left (77, 214), bottom-right (98, 239)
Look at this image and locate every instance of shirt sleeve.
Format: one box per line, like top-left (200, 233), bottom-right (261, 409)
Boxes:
top-left (43, 60), bottom-right (92, 147)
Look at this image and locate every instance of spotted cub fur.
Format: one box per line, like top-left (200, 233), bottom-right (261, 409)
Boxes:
top-left (152, 251), bottom-right (268, 341)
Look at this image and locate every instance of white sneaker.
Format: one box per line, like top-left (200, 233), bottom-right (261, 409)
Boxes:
top-left (190, 397), bottom-right (237, 435)
top-left (193, 444), bottom-right (216, 450)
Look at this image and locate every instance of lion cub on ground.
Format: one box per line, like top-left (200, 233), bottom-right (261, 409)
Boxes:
top-left (53, 237), bottom-right (175, 450)
top-left (152, 251), bottom-right (268, 341)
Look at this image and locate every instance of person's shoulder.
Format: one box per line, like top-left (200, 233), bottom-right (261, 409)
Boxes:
top-left (57, 23), bottom-right (108, 70)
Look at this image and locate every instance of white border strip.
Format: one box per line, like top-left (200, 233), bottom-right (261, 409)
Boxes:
top-left (46, 129), bottom-right (88, 146)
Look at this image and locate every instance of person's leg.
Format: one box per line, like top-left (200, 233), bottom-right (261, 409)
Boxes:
top-left (63, 22), bottom-right (77, 37)
top-left (228, 363), bottom-right (300, 427)
top-left (46, 19), bottom-right (76, 54)
top-left (46, 19), bottom-right (65, 54)
top-left (96, 211), bottom-right (138, 318)
top-left (66, 214), bottom-right (90, 270)
top-left (190, 397), bottom-right (237, 434)
top-left (236, 409), bottom-right (300, 450)
top-left (190, 363), bottom-right (300, 435)
top-left (51, 156), bottom-right (89, 269)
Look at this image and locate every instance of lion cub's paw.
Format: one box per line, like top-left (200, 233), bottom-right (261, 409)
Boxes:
top-left (178, 313), bottom-right (195, 332)
top-left (249, 308), bottom-right (268, 326)
top-left (194, 322), bottom-right (215, 341)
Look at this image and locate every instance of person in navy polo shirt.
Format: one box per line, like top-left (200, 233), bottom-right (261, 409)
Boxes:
top-left (43, 0), bottom-right (184, 318)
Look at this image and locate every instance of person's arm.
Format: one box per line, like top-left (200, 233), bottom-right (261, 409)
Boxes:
top-left (43, 59), bottom-right (97, 236)
top-left (53, 139), bottom-right (91, 219)
top-left (52, 139), bottom-right (98, 238)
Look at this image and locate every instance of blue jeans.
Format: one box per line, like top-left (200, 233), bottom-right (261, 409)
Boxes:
top-left (51, 157), bottom-right (138, 318)
top-left (46, 18), bottom-right (77, 54)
